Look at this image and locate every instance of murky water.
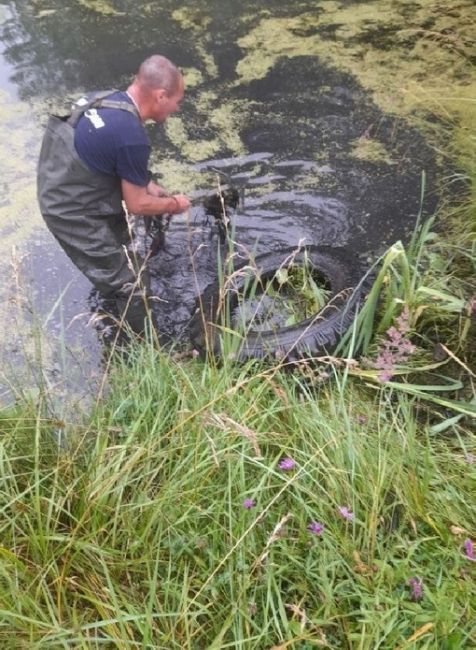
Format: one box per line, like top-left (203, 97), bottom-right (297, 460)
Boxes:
top-left (2, 0), bottom-right (471, 407)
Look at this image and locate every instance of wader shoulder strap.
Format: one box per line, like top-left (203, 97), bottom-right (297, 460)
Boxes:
top-left (67, 89), bottom-right (140, 126)
top-left (98, 99), bottom-right (139, 118)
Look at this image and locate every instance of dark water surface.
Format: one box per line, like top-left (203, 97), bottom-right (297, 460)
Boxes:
top-left (0, 0), bottom-right (438, 406)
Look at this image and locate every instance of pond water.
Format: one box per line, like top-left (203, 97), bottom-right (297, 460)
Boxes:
top-left (2, 0), bottom-right (464, 408)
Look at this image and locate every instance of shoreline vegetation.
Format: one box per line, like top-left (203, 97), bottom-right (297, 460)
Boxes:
top-left (0, 175), bottom-right (474, 648)
top-left (1, 2), bottom-right (475, 647)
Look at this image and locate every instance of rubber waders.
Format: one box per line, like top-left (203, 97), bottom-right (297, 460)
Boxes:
top-left (37, 91), bottom-right (157, 341)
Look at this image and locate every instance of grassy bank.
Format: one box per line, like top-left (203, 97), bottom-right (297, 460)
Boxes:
top-left (0, 337), bottom-right (474, 648)
top-left (1, 189), bottom-right (475, 648)
top-left (1, 138), bottom-right (475, 650)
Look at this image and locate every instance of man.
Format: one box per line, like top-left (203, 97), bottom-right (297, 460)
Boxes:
top-left (37, 54), bottom-right (191, 338)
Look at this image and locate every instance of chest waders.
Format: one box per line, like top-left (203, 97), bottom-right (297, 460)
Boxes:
top-left (37, 90), bottom-right (155, 338)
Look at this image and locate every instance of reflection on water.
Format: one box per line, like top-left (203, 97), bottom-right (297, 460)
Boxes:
top-left (0, 0), bottom-right (439, 405)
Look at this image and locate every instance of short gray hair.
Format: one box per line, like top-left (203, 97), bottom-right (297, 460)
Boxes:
top-left (137, 55), bottom-right (181, 94)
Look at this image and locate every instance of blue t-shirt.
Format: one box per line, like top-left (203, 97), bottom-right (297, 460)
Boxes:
top-left (74, 91), bottom-right (150, 187)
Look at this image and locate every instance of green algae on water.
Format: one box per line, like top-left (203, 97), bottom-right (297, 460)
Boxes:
top-left (165, 116), bottom-right (222, 162)
top-left (149, 157), bottom-right (203, 195)
top-left (76, 0), bottom-right (124, 16)
top-left (165, 93), bottom-right (248, 162)
top-left (171, 7), bottom-right (211, 32)
top-left (198, 92), bottom-right (247, 157)
top-left (171, 7), bottom-right (218, 79)
top-left (235, 0), bottom-right (476, 168)
top-left (182, 67), bottom-right (204, 89)
top-left (0, 90), bottom-right (42, 250)
top-left (350, 137), bottom-right (394, 165)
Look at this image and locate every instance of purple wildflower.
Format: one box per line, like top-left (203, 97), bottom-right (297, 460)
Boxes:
top-left (278, 457), bottom-right (296, 471)
top-left (465, 454), bottom-right (475, 464)
top-left (243, 498), bottom-right (256, 510)
top-left (338, 506), bottom-right (354, 521)
top-left (407, 577), bottom-right (423, 601)
top-left (357, 414), bottom-right (367, 424)
top-left (307, 521), bottom-right (325, 536)
top-left (464, 538), bottom-right (475, 561)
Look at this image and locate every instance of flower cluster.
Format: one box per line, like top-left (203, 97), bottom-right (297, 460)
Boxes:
top-left (408, 577), bottom-right (423, 601)
top-left (307, 521), bottom-right (325, 535)
top-left (278, 457), bottom-right (296, 471)
top-left (464, 538), bottom-right (475, 561)
top-left (242, 457), bottom-right (353, 541)
top-left (371, 306), bottom-right (416, 382)
top-left (338, 506), bottom-right (354, 521)
top-left (239, 453), bottom-right (473, 604)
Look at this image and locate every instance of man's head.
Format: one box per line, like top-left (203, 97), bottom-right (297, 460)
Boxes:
top-left (129, 55), bottom-right (184, 123)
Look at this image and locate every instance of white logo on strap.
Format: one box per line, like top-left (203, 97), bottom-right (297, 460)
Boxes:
top-left (84, 108), bottom-right (105, 129)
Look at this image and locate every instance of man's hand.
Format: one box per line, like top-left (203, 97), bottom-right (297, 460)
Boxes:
top-left (169, 194), bottom-right (191, 213)
top-left (146, 182), bottom-right (191, 213)
top-left (122, 178), bottom-right (191, 215)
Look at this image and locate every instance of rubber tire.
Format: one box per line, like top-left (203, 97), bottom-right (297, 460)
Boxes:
top-left (189, 245), bottom-right (366, 362)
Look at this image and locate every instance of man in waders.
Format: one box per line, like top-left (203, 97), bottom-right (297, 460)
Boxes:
top-left (37, 54), bottom-right (190, 339)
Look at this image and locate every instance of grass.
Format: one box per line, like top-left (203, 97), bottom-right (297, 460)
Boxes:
top-left (1, 167), bottom-right (474, 650)
top-left (1, 150), bottom-right (475, 650)
top-left (0, 334), bottom-right (475, 647)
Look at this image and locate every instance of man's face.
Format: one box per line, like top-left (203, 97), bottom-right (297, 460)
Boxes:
top-left (152, 77), bottom-right (184, 123)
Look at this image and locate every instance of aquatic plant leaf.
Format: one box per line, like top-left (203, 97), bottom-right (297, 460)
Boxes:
top-left (307, 274), bottom-right (330, 311)
top-left (416, 286), bottom-right (466, 312)
top-left (430, 413), bottom-right (465, 434)
top-left (378, 382), bottom-right (476, 417)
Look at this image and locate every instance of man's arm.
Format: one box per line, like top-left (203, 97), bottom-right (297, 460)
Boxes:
top-left (122, 179), bottom-right (191, 215)
top-left (146, 180), bottom-right (167, 197)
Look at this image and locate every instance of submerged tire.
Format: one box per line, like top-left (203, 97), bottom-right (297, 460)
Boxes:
top-left (189, 245), bottom-right (366, 362)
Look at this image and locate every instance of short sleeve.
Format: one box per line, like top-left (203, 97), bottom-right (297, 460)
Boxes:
top-left (116, 144), bottom-right (150, 187)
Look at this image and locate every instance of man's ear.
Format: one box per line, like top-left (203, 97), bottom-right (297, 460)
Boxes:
top-left (155, 88), bottom-right (167, 102)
